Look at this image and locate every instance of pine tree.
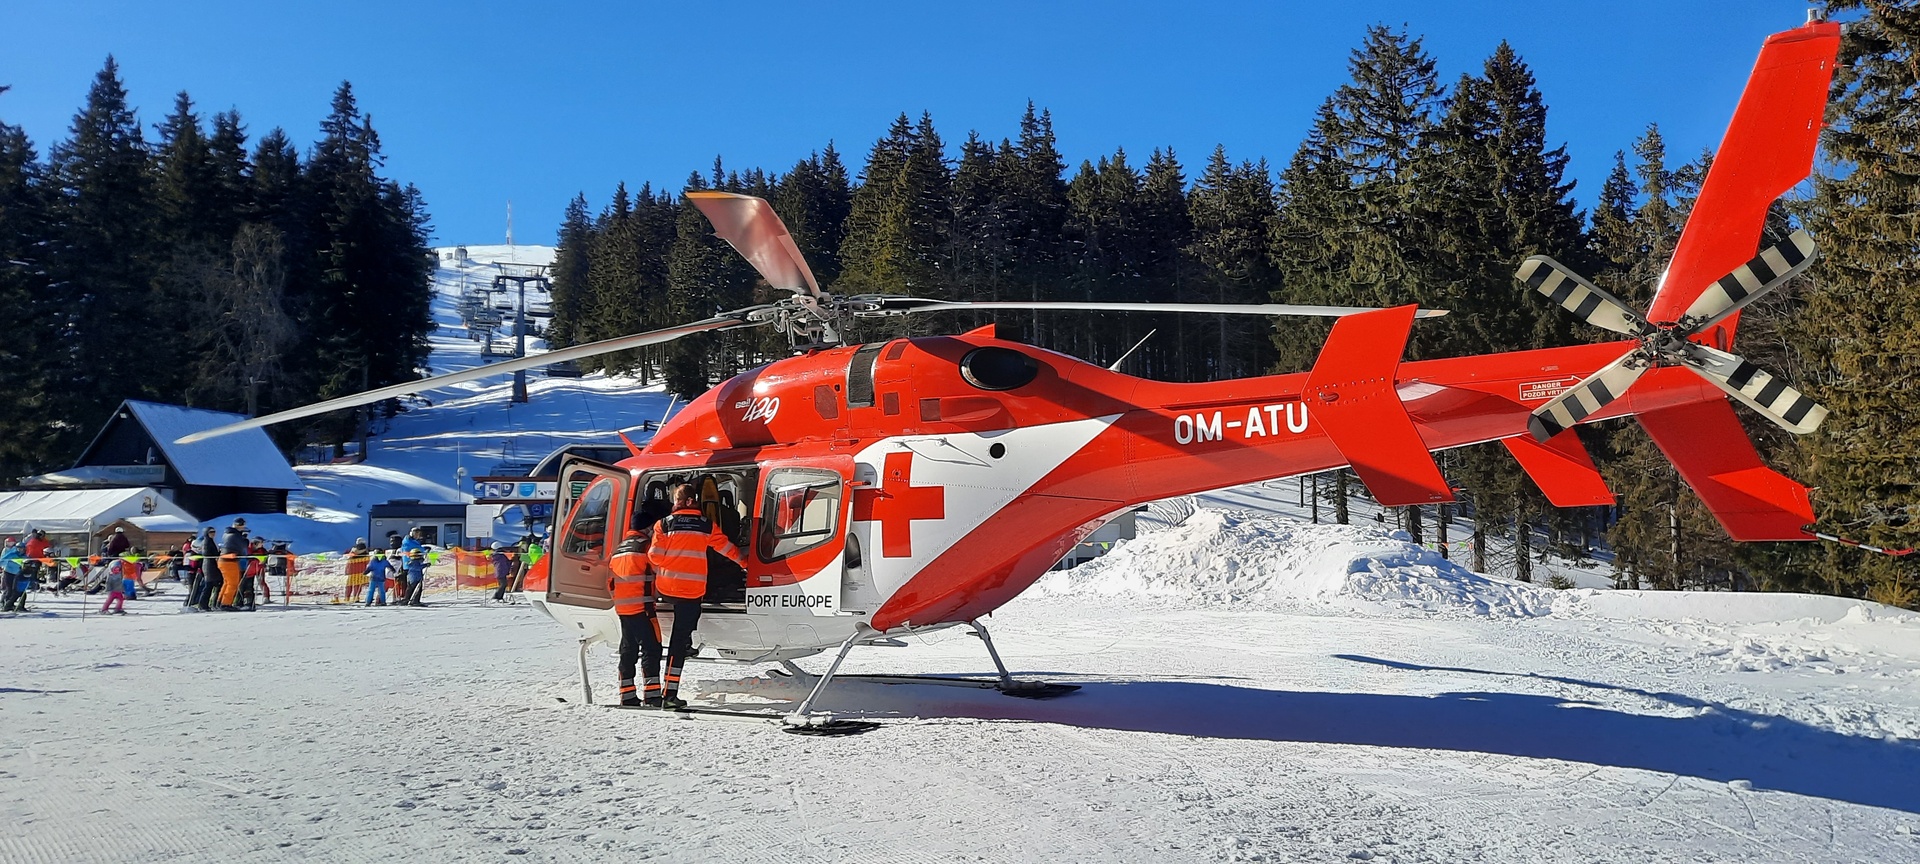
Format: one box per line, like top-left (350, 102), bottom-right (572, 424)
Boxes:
top-left (547, 192), bottom-right (594, 351)
top-left (950, 131), bottom-right (1010, 317)
top-left (584, 182), bottom-right (649, 373)
top-left (1188, 146), bottom-right (1277, 379)
top-left (293, 82), bottom-right (434, 436)
top-left (1800, 1), bottom-right (1920, 608)
top-left (1600, 129), bottom-right (1728, 591)
top-left (150, 91), bottom-right (224, 402)
top-left (772, 145), bottom-right (852, 287)
top-left (1408, 43), bottom-right (1588, 573)
top-left (0, 91), bottom-right (51, 479)
top-left (835, 114), bottom-right (916, 295)
top-left (1136, 148), bottom-right (1194, 379)
top-left (44, 56), bottom-right (159, 458)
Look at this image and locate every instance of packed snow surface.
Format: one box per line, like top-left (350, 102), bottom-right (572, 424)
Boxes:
top-left (6, 247), bottom-right (1920, 862)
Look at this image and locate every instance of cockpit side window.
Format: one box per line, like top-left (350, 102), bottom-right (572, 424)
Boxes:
top-left (758, 467), bottom-right (843, 562)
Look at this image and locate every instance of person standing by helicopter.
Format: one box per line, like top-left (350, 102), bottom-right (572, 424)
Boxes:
top-left (608, 530), bottom-right (660, 706)
top-left (647, 483), bottom-right (746, 709)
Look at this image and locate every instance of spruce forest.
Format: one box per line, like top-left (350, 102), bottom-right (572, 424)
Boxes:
top-left (0, 61), bottom-right (434, 478)
top-left (2, 6), bottom-right (1915, 608)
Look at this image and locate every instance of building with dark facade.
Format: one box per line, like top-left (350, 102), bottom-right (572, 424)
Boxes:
top-left (25, 400), bottom-right (305, 522)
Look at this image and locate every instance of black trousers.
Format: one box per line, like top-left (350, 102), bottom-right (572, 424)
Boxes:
top-left (617, 609), bottom-right (663, 701)
top-left (664, 599), bottom-right (702, 698)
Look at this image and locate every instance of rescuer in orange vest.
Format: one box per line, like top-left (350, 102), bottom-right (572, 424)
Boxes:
top-left (608, 529), bottom-right (661, 707)
top-left (647, 483), bottom-right (746, 710)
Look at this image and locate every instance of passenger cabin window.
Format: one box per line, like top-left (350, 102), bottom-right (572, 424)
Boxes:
top-left (564, 478), bottom-right (614, 558)
top-left (759, 468), bottom-right (843, 562)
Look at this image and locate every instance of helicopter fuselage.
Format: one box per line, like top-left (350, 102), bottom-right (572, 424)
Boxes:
top-left (528, 320), bottom-right (1711, 661)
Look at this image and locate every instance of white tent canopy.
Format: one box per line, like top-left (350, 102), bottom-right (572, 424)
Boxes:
top-left (0, 487), bottom-right (194, 536)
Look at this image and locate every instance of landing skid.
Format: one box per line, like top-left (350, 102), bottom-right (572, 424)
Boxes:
top-left (777, 619), bottom-right (1079, 709)
top-left (559, 697), bottom-right (881, 736)
top-left (566, 619), bottom-right (1067, 735)
top-left (834, 673), bottom-right (1079, 700)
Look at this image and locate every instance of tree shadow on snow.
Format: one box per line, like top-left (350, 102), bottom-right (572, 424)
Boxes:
top-left (821, 658), bottom-right (1920, 814)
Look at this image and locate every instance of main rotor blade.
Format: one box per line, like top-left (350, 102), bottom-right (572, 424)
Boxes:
top-left (1675, 229), bottom-right (1818, 333)
top-left (1515, 255), bottom-right (1645, 336)
top-left (1682, 343), bottom-right (1828, 434)
top-left (684, 191), bottom-right (822, 298)
top-left (1527, 347), bottom-right (1651, 442)
top-left (851, 296), bottom-right (1449, 319)
top-left (175, 313), bottom-right (764, 445)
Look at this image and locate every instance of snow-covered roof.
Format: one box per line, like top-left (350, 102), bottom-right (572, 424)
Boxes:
top-left (123, 514), bottom-right (199, 533)
top-left (106, 401), bottom-right (304, 491)
top-left (0, 487), bottom-right (194, 535)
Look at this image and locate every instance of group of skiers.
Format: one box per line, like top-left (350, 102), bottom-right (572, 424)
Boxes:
top-left (338, 529), bottom-right (536, 607)
top-left (340, 527), bottom-right (433, 607)
top-left (0, 524), bottom-right (273, 615)
top-left (4, 521), bottom-right (532, 615)
top-left (177, 518), bottom-right (294, 612)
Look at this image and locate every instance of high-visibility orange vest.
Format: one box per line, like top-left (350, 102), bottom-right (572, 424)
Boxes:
top-left (648, 507), bottom-right (745, 601)
top-left (609, 534), bottom-right (653, 615)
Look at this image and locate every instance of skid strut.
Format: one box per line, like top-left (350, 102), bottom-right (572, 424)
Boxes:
top-left (781, 628), bottom-right (880, 737)
top-left (575, 637), bottom-right (595, 707)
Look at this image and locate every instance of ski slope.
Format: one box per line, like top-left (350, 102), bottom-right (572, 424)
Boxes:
top-left (4, 248), bottom-right (1919, 862)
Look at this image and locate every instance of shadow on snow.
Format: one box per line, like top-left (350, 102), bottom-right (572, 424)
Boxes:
top-left (781, 654), bottom-right (1920, 814)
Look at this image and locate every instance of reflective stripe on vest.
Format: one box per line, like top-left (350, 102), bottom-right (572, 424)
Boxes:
top-left (612, 572), bottom-right (654, 615)
top-left (649, 509), bottom-right (744, 600)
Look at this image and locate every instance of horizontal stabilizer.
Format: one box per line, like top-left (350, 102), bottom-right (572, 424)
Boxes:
top-left (1635, 398), bottom-right (1814, 541)
top-left (1303, 306), bottom-right (1453, 506)
top-left (1502, 432), bottom-right (1614, 508)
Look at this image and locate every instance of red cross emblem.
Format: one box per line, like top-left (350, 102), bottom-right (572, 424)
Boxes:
top-left (851, 451), bottom-right (946, 558)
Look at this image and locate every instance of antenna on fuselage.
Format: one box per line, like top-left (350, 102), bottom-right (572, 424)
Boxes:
top-left (1108, 329), bottom-right (1157, 372)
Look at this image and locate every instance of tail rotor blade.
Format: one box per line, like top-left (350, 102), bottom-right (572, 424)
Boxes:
top-left (1516, 256), bottom-right (1646, 336)
top-left (1676, 229), bottom-right (1818, 332)
top-left (1682, 343), bottom-right (1829, 434)
top-left (1528, 348), bottom-right (1651, 442)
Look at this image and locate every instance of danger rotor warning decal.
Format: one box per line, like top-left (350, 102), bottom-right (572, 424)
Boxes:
top-left (1518, 377), bottom-right (1580, 402)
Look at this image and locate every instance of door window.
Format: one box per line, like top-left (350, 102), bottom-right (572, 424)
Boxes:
top-left (759, 468), bottom-right (843, 562)
top-left (564, 478), bottom-right (614, 558)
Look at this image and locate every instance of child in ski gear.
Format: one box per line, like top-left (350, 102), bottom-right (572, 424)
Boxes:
top-left (490, 542), bottom-right (513, 602)
top-left (363, 553), bottom-right (390, 606)
top-left (403, 548), bottom-right (427, 606)
top-left (240, 538), bottom-right (266, 611)
top-left (98, 559), bottom-right (127, 614)
top-left (390, 550), bottom-right (411, 604)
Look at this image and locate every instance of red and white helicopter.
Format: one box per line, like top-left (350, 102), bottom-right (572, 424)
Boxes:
top-left (187, 19), bottom-right (1840, 732)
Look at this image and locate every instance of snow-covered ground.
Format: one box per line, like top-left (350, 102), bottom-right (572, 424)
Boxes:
top-left (5, 522), bottom-right (1917, 863)
top-left (6, 246), bottom-right (1919, 862)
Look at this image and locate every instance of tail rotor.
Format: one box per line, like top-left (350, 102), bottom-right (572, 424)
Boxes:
top-left (1518, 228), bottom-right (1825, 441)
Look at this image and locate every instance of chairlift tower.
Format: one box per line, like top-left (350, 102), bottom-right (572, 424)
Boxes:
top-left (491, 263), bottom-right (550, 403)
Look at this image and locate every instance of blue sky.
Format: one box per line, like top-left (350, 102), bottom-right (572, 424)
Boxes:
top-left (5, 1), bottom-right (1823, 246)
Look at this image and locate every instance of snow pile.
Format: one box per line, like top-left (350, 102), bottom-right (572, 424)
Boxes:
top-left (1035, 508), bottom-right (1559, 617)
